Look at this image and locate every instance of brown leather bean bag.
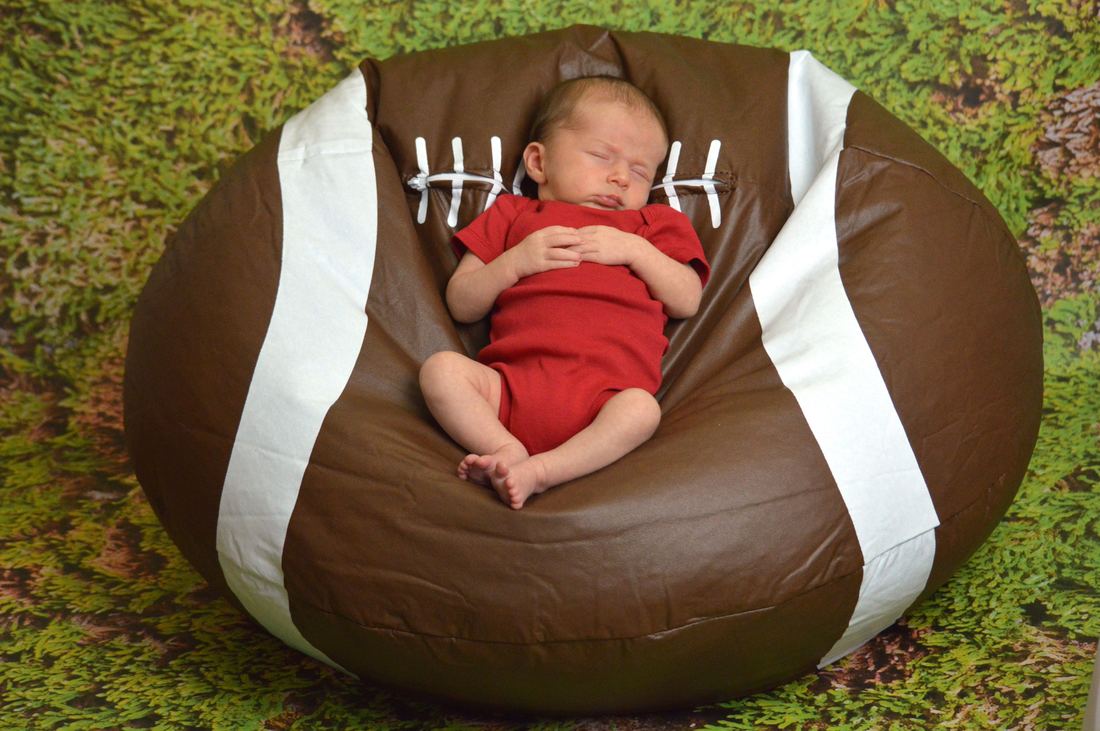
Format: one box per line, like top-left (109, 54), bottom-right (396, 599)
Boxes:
top-left (124, 25), bottom-right (1043, 713)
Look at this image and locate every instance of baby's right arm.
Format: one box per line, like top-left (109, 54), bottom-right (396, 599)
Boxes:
top-left (446, 226), bottom-right (582, 322)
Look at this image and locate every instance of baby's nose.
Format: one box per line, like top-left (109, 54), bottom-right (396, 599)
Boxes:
top-left (608, 163), bottom-right (629, 186)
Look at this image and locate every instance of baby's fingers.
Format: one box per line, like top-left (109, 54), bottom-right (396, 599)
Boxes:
top-left (546, 246), bottom-right (582, 262)
top-left (544, 258), bottom-right (582, 269)
top-left (542, 232), bottom-right (583, 248)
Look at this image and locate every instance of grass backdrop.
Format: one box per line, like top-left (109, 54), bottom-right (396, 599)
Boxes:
top-left (2, 1), bottom-right (1098, 729)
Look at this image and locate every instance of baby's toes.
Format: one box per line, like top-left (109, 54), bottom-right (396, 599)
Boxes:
top-left (505, 479), bottom-right (526, 509)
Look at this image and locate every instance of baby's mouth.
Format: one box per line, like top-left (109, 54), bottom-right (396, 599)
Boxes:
top-left (592, 194), bottom-right (623, 209)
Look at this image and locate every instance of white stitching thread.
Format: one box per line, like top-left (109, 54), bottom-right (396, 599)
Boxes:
top-left (654, 139), bottom-right (723, 228)
top-left (410, 137), bottom-right (725, 228)
top-left (411, 136), bottom-right (510, 225)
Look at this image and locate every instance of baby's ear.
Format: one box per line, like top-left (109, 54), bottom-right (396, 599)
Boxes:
top-left (522, 142), bottom-right (548, 184)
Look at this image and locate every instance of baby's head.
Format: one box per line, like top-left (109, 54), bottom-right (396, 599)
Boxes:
top-left (522, 76), bottom-right (669, 211)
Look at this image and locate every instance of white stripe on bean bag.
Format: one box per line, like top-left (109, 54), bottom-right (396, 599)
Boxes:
top-left (215, 69), bottom-right (377, 672)
top-left (750, 51), bottom-right (940, 667)
top-left (787, 50), bottom-right (856, 206)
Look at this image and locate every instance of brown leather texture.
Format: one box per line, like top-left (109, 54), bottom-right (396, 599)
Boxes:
top-left (124, 131), bottom-right (285, 606)
top-left (124, 24), bottom-right (1043, 713)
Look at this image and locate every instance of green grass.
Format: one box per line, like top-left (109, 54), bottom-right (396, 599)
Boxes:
top-left (1, 0), bottom-right (1097, 728)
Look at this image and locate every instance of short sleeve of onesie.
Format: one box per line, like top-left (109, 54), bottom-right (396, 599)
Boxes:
top-left (640, 205), bottom-right (711, 286)
top-left (452, 194), bottom-right (526, 264)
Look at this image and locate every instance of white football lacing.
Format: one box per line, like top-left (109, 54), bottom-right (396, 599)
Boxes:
top-left (655, 139), bottom-right (724, 229)
top-left (408, 136), bottom-right (725, 228)
top-left (410, 136), bottom-right (526, 227)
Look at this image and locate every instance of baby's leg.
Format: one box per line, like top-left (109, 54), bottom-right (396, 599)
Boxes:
top-left (496, 388), bottom-right (661, 510)
top-left (418, 351), bottom-right (527, 485)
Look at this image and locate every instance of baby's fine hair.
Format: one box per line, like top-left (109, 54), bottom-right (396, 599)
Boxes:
top-left (528, 76), bottom-right (669, 145)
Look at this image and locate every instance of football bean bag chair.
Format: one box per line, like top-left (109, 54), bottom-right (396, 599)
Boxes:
top-left (124, 25), bottom-right (1043, 713)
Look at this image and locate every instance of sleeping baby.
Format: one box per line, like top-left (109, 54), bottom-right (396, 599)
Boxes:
top-left (420, 75), bottom-right (709, 510)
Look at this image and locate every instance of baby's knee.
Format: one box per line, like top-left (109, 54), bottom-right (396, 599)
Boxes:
top-left (420, 350), bottom-right (465, 395)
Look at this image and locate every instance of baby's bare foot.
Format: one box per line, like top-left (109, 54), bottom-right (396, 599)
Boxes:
top-left (490, 456), bottom-right (550, 510)
top-left (457, 443), bottom-right (528, 487)
top-left (457, 454), bottom-right (493, 484)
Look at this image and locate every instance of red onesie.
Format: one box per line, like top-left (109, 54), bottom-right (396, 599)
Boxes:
top-left (454, 194), bottom-right (709, 455)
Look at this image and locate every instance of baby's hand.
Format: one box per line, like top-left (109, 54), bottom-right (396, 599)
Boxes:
top-left (572, 226), bottom-right (643, 267)
top-left (507, 226), bottom-right (583, 280)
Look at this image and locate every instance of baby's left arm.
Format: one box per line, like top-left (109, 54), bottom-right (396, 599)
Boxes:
top-left (572, 226), bottom-right (703, 318)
